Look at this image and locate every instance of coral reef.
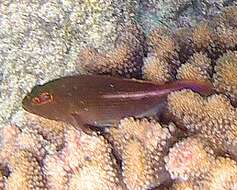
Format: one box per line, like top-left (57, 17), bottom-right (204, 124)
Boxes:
top-left (176, 52), bottom-right (212, 82)
top-left (6, 150), bottom-right (47, 190)
top-left (76, 23), bottom-right (146, 78)
top-left (0, 0), bottom-right (140, 129)
top-left (109, 117), bottom-right (172, 189)
top-left (165, 136), bottom-right (237, 190)
top-left (138, 0), bottom-right (232, 33)
top-left (1, 2), bottom-right (237, 190)
top-left (214, 51), bottom-right (237, 103)
top-left (165, 136), bottom-right (215, 181)
top-left (167, 90), bottom-right (237, 158)
top-left (43, 127), bottom-right (123, 190)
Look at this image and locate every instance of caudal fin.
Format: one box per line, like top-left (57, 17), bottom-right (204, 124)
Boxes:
top-left (171, 80), bottom-right (215, 96)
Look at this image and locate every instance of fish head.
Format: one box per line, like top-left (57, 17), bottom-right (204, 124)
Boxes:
top-left (22, 80), bottom-right (71, 122)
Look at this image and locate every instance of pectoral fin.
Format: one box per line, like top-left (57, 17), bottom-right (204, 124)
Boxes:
top-left (71, 113), bottom-right (107, 135)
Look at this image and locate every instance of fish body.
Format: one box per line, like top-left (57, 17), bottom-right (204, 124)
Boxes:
top-left (22, 75), bottom-right (213, 131)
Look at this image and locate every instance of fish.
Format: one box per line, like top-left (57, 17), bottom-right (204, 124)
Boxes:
top-left (22, 75), bottom-right (213, 134)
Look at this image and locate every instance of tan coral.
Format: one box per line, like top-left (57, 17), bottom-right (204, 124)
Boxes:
top-left (0, 125), bottom-right (20, 164)
top-left (192, 22), bottom-right (214, 50)
top-left (6, 150), bottom-right (46, 190)
top-left (0, 169), bottom-right (4, 190)
top-left (44, 127), bottom-right (122, 190)
top-left (110, 117), bottom-right (171, 152)
top-left (214, 51), bottom-right (237, 103)
top-left (142, 55), bottom-right (172, 84)
top-left (188, 52), bottom-right (212, 70)
top-left (148, 27), bottom-right (179, 62)
top-left (122, 137), bottom-right (154, 190)
top-left (172, 180), bottom-right (198, 190)
top-left (174, 28), bottom-right (194, 62)
top-left (167, 90), bottom-right (204, 126)
top-left (213, 26), bottom-right (237, 49)
top-left (43, 154), bottom-right (67, 190)
top-left (67, 161), bottom-right (122, 190)
top-left (177, 63), bottom-right (209, 82)
top-left (77, 23), bottom-right (146, 78)
top-left (165, 136), bottom-right (214, 181)
top-left (109, 117), bottom-right (171, 190)
top-left (201, 157), bottom-right (237, 190)
top-left (167, 90), bottom-right (237, 158)
top-left (177, 52), bottom-right (211, 82)
top-left (25, 114), bottom-right (65, 150)
top-left (221, 6), bottom-right (237, 27)
top-left (15, 129), bottom-right (46, 160)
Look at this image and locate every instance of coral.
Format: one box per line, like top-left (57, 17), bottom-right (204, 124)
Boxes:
top-left (167, 90), bottom-right (237, 158)
top-left (142, 55), bottom-right (173, 84)
top-left (1, 1), bottom-right (237, 190)
top-left (0, 123), bottom-right (46, 163)
top-left (43, 127), bottom-right (123, 190)
top-left (0, 0), bottom-right (140, 129)
top-left (0, 125), bottom-right (20, 164)
top-left (109, 117), bottom-right (172, 189)
top-left (0, 169), bottom-right (4, 190)
top-left (147, 28), bottom-right (179, 62)
top-left (177, 52), bottom-right (211, 82)
top-left (192, 22), bottom-right (214, 51)
top-left (6, 150), bottom-right (46, 190)
top-left (214, 51), bottom-right (237, 103)
top-left (211, 6), bottom-right (237, 49)
top-left (166, 137), bottom-right (237, 189)
top-left (25, 114), bottom-right (65, 150)
top-left (138, 0), bottom-right (227, 33)
top-left (165, 136), bottom-right (215, 180)
top-left (200, 157), bottom-right (237, 190)
top-left (77, 23), bottom-right (146, 78)
top-left (172, 180), bottom-right (198, 190)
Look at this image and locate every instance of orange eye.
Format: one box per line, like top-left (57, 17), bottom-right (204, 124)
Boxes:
top-left (32, 92), bottom-right (53, 105)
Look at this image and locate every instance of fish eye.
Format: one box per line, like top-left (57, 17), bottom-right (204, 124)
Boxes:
top-left (32, 92), bottom-right (53, 105)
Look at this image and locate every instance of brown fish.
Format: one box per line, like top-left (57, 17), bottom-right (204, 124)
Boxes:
top-left (22, 75), bottom-right (213, 133)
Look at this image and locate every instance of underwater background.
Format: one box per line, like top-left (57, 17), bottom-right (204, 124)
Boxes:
top-left (0, 0), bottom-right (237, 189)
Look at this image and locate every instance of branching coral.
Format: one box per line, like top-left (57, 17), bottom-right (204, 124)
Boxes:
top-left (6, 150), bottom-right (46, 190)
top-left (167, 90), bottom-right (237, 158)
top-left (144, 5), bottom-right (237, 90)
top-left (165, 136), bottom-right (215, 181)
top-left (109, 117), bottom-right (172, 190)
top-left (1, 2), bottom-right (237, 190)
top-left (147, 28), bottom-right (179, 62)
top-left (192, 22), bottom-right (214, 51)
top-left (43, 127), bottom-right (123, 190)
top-left (177, 52), bottom-right (212, 82)
top-left (172, 180), bottom-right (198, 190)
top-left (200, 157), bottom-right (237, 190)
top-left (166, 136), bottom-right (237, 190)
top-left (77, 23), bottom-right (146, 78)
top-left (142, 55), bottom-right (173, 84)
top-left (214, 51), bottom-right (237, 104)
top-left (25, 114), bottom-right (65, 150)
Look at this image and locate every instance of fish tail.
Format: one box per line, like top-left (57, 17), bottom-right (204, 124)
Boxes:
top-left (169, 80), bottom-right (214, 96)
